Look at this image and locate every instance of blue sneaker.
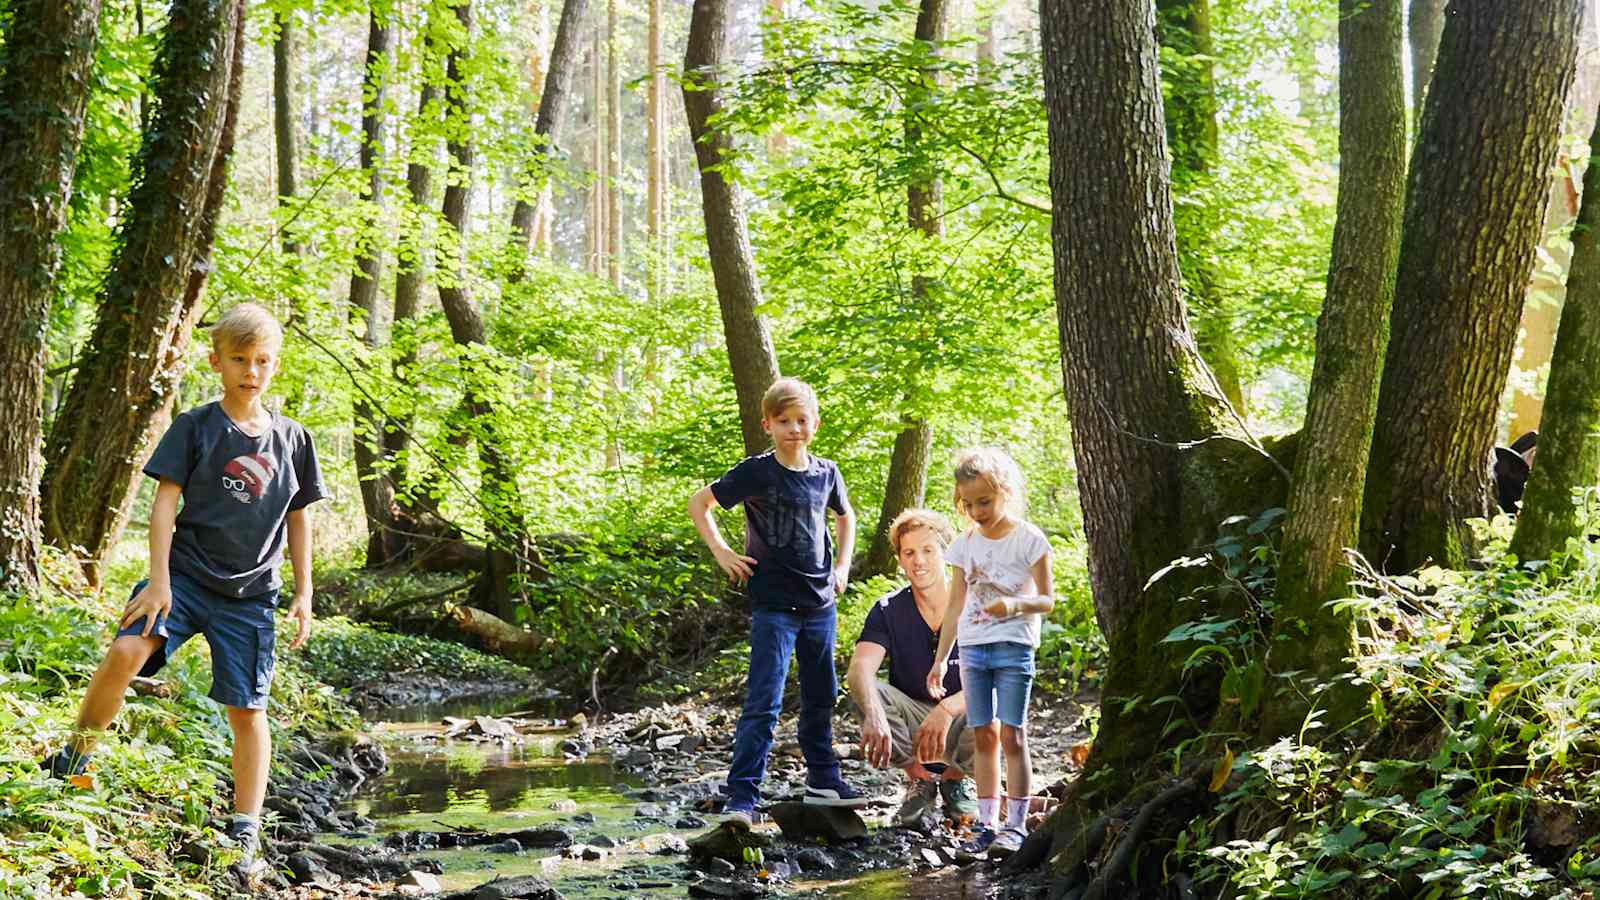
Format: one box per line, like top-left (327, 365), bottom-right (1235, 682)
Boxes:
top-left (959, 825), bottom-right (998, 855)
top-left (804, 776), bottom-right (870, 808)
top-left (40, 748), bottom-right (90, 780)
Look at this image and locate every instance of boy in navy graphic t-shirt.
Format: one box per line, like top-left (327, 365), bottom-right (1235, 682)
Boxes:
top-left (688, 378), bottom-right (869, 827)
top-left (41, 304), bottom-right (326, 873)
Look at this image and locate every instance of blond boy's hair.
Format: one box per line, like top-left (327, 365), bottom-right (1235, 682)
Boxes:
top-left (887, 508), bottom-right (955, 555)
top-left (952, 447), bottom-right (1026, 516)
top-left (761, 377), bottom-right (820, 419)
top-left (211, 303), bottom-right (283, 352)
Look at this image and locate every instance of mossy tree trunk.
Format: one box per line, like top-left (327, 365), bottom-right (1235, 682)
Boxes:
top-left (1156, 0), bottom-right (1245, 413)
top-left (862, 0), bottom-right (946, 578)
top-left (684, 0), bottom-right (782, 456)
top-left (39, 0), bottom-right (247, 579)
top-left (1264, 0), bottom-right (1406, 739)
top-left (1510, 110), bottom-right (1600, 564)
top-left (1361, 0), bottom-right (1581, 573)
top-left (0, 0), bottom-right (103, 591)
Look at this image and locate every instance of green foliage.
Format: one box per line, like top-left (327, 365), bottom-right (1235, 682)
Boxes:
top-left (300, 614), bottom-right (535, 688)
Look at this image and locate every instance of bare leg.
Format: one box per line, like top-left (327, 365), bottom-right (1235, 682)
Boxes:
top-left (1000, 723), bottom-right (1032, 801)
top-left (973, 723), bottom-right (1002, 801)
top-left (226, 707), bottom-right (270, 816)
top-left (69, 635), bottom-right (162, 752)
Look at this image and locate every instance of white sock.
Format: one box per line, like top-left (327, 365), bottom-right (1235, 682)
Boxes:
top-left (1005, 796), bottom-right (1029, 831)
top-left (977, 796), bottom-right (1000, 828)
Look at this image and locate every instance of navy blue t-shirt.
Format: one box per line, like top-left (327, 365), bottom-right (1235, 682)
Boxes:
top-left (857, 586), bottom-right (962, 705)
top-left (710, 452), bottom-right (849, 611)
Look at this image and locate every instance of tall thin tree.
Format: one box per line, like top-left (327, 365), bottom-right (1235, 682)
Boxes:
top-left (510, 0), bottom-right (590, 274)
top-left (274, 6), bottom-right (302, 258)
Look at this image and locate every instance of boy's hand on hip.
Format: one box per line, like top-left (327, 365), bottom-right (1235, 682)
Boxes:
top-left (833, 562), bottom-right (850, 596)
top-left (712, 547), bottom-right (757, 584)
top-left (288, 593), bottom-right (313, 649)
top-left (121, 583), bottom-right (172, 635)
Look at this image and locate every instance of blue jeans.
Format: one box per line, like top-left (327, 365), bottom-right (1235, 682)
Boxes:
top-left (960, 641), bottom-right (1035, 728)
top-left (725, 605), bottom-right (841, 807)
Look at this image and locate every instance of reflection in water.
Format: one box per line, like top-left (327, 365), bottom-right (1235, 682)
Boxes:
top-left (818, 866), bottom-right (1004, 899)
top-left (364, 691), bottom-right (561, 724)
top-left (356, 742), bottom-right (633, 820)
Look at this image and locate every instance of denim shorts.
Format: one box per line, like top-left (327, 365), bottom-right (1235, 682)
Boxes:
top-left (114, 573), bottom-right (279, 709)
top-left (959, 640), bottom-right (1036, 728)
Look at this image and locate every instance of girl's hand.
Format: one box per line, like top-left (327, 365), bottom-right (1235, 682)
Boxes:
top-left (926, 659), bottom-right (948, 700)
top-left (983, 597), bottom-right (1016, 619)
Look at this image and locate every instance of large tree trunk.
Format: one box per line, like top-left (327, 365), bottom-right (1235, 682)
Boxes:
top-left (1156, 0), bottom-right (1245, 413)
top-left (1361, 0), bottom-right (1582, 573)
top-left (1511, 110), bottom-right (1600, 563)
top-left (509, 0), bottom-right (589, 273)
top-left (862, 0), bottom-right (946, 578)
top-left (0, 0), bottom-right (103, 591)
top-left (1264, 0), bottom-right (1406, 738)
top-left (1407, 0), bottom-right (1445, 123)
top-left (1039, 0), bottom-right (1239, 786)
top-left (274, 7), bottom-right (302, 259)
top-left (436, 0), bottom-right (530, 622)
top-left (684, 0), bottom-right (782, 456)
top-left (40, 0), bottom-right (247, 578)
top-left (349, 10), bottom-right (402, 569)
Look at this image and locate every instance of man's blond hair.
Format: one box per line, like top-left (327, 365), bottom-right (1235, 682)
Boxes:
top-left (888, 508), bottom-right (954, 555)
top-left (761, 377), bottom-right (820, 419)
top-left (211, 303), bottom-right (283, 352)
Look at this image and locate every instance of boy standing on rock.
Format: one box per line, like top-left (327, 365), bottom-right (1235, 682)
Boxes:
top-left (41, 303), bottom-right (327, 872)
top-left (688, 378), bottom-right (869, 827)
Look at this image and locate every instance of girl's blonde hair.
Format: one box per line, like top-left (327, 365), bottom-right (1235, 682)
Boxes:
top-left (951, 447), bottom-right (1026, 517)
top-left (211, 302), bottom-right (283, 351)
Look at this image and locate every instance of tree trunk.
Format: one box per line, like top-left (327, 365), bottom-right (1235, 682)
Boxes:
top-left (1511, 110), bottom-right (1600, 563)
top-left (274, 7), bottom-right (302, 258)
top-left (1361, 0), bottom-right (1582, 573)
top-left (510, 0), bottom-right (589, 272)
top-left (862, 0), bottom-right (946, 578)
top-left (588, 19), bottom-right (606, 277)
top-left (1264, 0), bottom-right (1406, 738)
top-left (436, 0), bottom-right (530, 622)
top-left (1156, 0), bottom-right (1245, 413)
top-left (387, 76), bottom-right (439, 497)
top-left (349, 10), bottom-right (402, 568)
top-left (647, 0), bottom-right (666, 299)
top-left (1407, 0), bottom-right (1445, 123)
top-left (0, 0), bottom-right (103, 591)
top-left (40, 0), bottom-right (247, 578)
top-left (684, 0), bottom-right (783, 456)
top-left (1039, 0), bottom-right (1239, 786)
top-left (606, 0), bottom-right (622, 289)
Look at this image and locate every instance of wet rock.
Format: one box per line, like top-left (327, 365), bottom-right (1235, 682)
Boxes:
top-left (696, 857), bottom-right (738, 875)
top-left (920, 847), bottom-right (945, 868)
top-left (176, 840), bottom-right (212, 867)
top-left (767, 802), bottom-right (868, 843)
top-left (687, 877), bottom-right (767, 899)
top-left (559, 739), bottom-right (590, 757)
top-left (562, 844), bottom-right (606, 861)
top-left (794, 848), bottom-right (835, 872)
top-left (649, 834), bottom-right (689, 855)
top-left (504, 827), bottom-right (573, 848)
top-left (544, 802), bottom-right (574, 818)
top-left (402, 870), bottom-right (443, 893)
top-left (687, 822), bottom-right (772, 865)
top-left (286, 851), bottom-right (338, 886)
top-left (486, 839), bottom-right (523, 854)
top-left (621, 748), bottom-right (653, 767)
top-left (676, 815), bottom-right (708, 829)
top-left (469, 875), bottom-right (564, 900)
top-left (635, 803), bottom-right (665, 818)
top-left (589, 834), bottom-right (619, 848)
top-left (571, 812), bottom-right (597, 825)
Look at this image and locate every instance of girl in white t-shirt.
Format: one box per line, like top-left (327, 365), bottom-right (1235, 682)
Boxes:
top-left (927, 447), bottom-right (1054, 858)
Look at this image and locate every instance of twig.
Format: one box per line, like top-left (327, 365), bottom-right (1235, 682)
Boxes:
top-left (369, 578), bottom-right (475, 619)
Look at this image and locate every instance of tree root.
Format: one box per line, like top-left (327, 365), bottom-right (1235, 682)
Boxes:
top-left (1080, 777), bottom-right (1204, 900)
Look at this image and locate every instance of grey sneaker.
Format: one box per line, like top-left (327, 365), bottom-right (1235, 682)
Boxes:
top-left (721, 805), bottom-right (755, 831)
top-left (939, 778), bottom-right (979, 822)
top-left (223, 816), bottom-right (264, 875)
top-left (894, 778), bottom-right (940, 826)
top-left (988, 826), bottom-right (1026, 859)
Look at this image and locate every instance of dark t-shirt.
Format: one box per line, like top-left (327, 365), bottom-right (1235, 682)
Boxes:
top-left (144, 402), bottom-right (328, 599)
top-left (710, 452), bottom-right (849, 611)
top-left (857, 586), bottom-right (962, 705)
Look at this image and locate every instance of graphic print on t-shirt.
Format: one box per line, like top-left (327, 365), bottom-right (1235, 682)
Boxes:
top-left (221, 453), bottom-right (277, 504)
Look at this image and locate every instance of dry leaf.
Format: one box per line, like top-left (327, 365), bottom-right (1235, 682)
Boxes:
top-left (1487, 681), bottom-right (1524, 709)
top-left (1068, 741), bottom-right (1092, 769)
top-left (67, 774), bottom-right (94, 790)
top-left (1209, 747), bottom-right (1234, 793)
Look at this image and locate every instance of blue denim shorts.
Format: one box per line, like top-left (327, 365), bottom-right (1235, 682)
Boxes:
top-left (115, 573), bottom-right (279, 709)
top-left (959, 640), bottom-right (1036, 728)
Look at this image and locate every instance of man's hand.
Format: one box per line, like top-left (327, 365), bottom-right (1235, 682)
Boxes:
top-left (915, 704), bottom-right (954, 764)
top-left (120, 583), bottom-right (172, 637)
top-left (712, 546), bottom-right (758, 584)
top-left (833, 562), bottom-right (850, 596)
top-left (861, 706), bottom-right (893, 768)
top-left (926, 659), bottom-right (949, 700)
top-left (983, 596), bottom-right (1017, 619)
top-left (288, 592), bottom-right (313, 650)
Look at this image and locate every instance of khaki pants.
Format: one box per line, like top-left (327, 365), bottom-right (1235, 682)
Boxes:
top-left (862, 680), bottom-right (976, 775)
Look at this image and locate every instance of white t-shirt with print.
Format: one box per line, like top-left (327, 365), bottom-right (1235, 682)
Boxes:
top-left (945, 520), bottom-right (1051, 649)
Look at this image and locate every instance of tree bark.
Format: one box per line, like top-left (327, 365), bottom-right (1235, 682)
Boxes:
top-left (862, 0), bottom-right (946, 578)
top-left (274, 6), bottom-right (302, 258)
top-left (1362, 0), bottom-right (1582, 573)
top-left (40, 0), bottom-right (248, 577)
top-left (684, 0), bottom-right (783, 456)
top-left (1156, 0), bottom-right (1245, 413)
top-left (0, 0), bottom-right (103, 591)
top-left (436, 0), bottom-right (530, 622)
top-left (1265, 0), bottom-right (1406, 738)
top-left (606, 0), bottom-right (622, 289)
top-left (1511, 109), bottom-right (1600, 563)
top-left (387, 76), bottom-right (439, 494)
top-left (349, 10), bottom-right (402, 568)
top-left (1407, 0), bottom-right (1445, 123)
top-left (510, 0), bottom-right (589, 272)
top-left (647, 0), bottom-right (666, 299)
top-left (1039, 0), bottom-right (1238, 785)
top-left (588, 19), bottom-right (606, 277)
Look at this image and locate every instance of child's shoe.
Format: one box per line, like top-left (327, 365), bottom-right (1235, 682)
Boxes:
top-left (940, 778), bottom-right (980, 821)
top-left (222, 815), bottom-right (265, 875)
top-left (959, 824), bottom-right (998, 855)
top-left (987, 825), bottom-right (1026, 858)
top-left (804, 776), bottom-right (870, 808)
top-left (720, 804), bottom-right (756, 831)
top-left (894, 778), bottom-right (940, 826)
top-left (40, 748), bottom-right (90, 780)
